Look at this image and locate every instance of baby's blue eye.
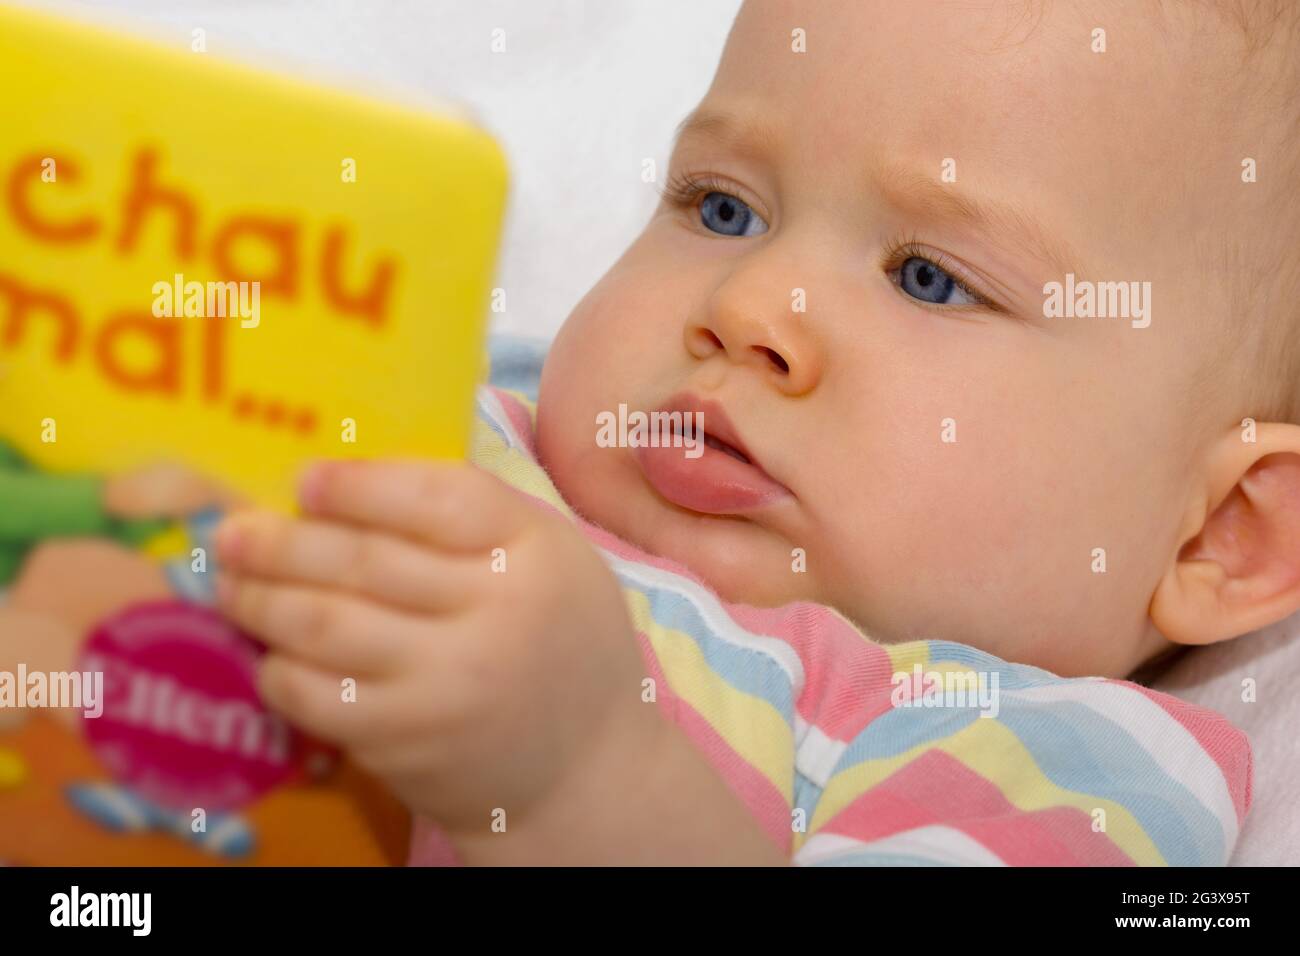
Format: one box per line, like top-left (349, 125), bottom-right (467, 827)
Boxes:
top-left (700, 191), bottom-right (767, 237)
top-left (897, 256), bottom-right (979, 306)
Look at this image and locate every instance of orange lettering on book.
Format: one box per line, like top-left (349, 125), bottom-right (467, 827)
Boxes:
top-left (6, 153), bottom-right (100, 244)
top-left (94, 311), bottom-right (182, 396)
top-left (211, 216), bottom-right (301, 298)
top-left (115, 148), bottom-right (198, 260)
top-left (321, 225), bottom-right (396, 327)
top-left (0, 270), bottom-right (80, 362)
top-left (201, 310), bottom-right (227, 402)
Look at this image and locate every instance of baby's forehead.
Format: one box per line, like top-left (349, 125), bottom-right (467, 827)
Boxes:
top-left (726, 0), bottom-right (1289, 90)
top-left (712, 0), bottom-right (1291, 206)
top-left (711, 6), bottom-right (1204, 188)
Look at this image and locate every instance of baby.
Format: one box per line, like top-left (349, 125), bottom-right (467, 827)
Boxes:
top-left (213, 0), bottom-right (1299, 864)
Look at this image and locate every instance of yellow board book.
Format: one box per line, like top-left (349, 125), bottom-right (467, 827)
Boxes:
top-left (0, 3), bottom-right (507, 510)
top-left (0, 3), bottom-right (507, 866)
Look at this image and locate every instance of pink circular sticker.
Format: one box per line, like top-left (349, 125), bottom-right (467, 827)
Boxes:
top-left (77, 600), bottom-right (311, 812)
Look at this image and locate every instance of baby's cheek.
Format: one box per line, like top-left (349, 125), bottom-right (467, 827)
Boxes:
top-left (817, 416), bottom-right (1096, 640)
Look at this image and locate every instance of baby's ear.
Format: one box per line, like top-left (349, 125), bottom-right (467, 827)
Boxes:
top-left (1151, 422), bottom-right (1300, 646)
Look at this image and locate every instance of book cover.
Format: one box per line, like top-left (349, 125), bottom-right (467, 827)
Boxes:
top-left (0, 3), bottom-right (507, 865)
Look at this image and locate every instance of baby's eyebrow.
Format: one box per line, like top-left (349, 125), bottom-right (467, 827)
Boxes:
top-left (874, 161), bottom-right (1088, 282)
top-left (671, 106), bottom-right (781, 162)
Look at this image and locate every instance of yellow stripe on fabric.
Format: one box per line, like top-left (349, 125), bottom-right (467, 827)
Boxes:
top-left (469, 411), bottom-right (573, 517)
top-left (810, 716), bottom-right (1165, 865)
top-left (884, 641), bottom-right (931, 674)
top-left (624, 587), bottom-right (794, 804)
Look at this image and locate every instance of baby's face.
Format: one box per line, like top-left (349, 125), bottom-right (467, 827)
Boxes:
top-left (537, 0), bottom-right (1257, 677)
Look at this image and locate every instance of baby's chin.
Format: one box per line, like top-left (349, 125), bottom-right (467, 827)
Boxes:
top-left (658, 539), bottom-right (810, 607)
top-left (575, 482), bottom-right (818, 608)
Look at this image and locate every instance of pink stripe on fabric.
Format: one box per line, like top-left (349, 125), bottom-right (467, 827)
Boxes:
top-left (818, 749), bottom-right (1135, 866)
top-left (487, 386), bottom-right (539, 458)
top-left (726, 602), bottom-right (897, 741)
top-left (578, 516), bottom-right (718, 580)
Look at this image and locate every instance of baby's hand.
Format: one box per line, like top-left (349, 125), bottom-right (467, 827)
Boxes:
top-left (213, 461), bottom-right (662, 853)
top-left (103, 462), bottom-right (241, 519)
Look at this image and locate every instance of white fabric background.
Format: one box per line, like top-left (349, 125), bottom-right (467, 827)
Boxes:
top-left (19, 0), bottom-right (742, 339)
top-left (17, 0), bottom-right (1297, 866)
top-left (1150, 613), bottom-right (1300, 865)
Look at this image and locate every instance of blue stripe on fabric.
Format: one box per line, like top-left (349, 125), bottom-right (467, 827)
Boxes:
top-left (998, 702), bottom-right (1223, 866)
top-left (614, 568), bottom-right (797, 725)
top-left (924, 640), bottom-right (1078, 690)
top-left (486, 334), bottom-right (549, 402)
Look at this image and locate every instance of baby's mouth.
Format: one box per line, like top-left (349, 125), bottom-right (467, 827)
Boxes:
top-left (694, 427), bottom-right (751, 464)
top-left (633, 392), bottom-right (790, 515)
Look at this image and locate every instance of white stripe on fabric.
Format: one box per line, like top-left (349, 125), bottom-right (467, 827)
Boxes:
top-left (794, 720), bottom-right (849, 787)
top-left (606, 553), bottom-right (807, 695)
top-left (796, 826), bottom-right (1007, 867)
top-left (1004, 680), bottom-right (1239, 850)
top-left (478, 388), bottom-right (525, 449)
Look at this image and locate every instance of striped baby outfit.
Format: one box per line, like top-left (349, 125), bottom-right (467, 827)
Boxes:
top-left (407, 340), bottom-right (1251, 866)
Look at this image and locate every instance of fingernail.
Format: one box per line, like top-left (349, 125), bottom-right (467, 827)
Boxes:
top-left (215, 518), bottom-right (246, 564)
top-left (299, 461), bottom-right (332, 513)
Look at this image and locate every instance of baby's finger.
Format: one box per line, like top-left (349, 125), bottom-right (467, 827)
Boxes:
top-left (257, 655), bottom-right (367, 745)
top-left (298, 460), bottom-right (537, 554)
top-left (256, 654), bottom-right (415, 748)
top-left (218, 573), bottom-right (417, 675)
top-left (215, 510), bottom-right (476, 613)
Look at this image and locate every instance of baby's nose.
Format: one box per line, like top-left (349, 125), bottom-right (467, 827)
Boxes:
top-left (685, 311), bottom-right (821, 396)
